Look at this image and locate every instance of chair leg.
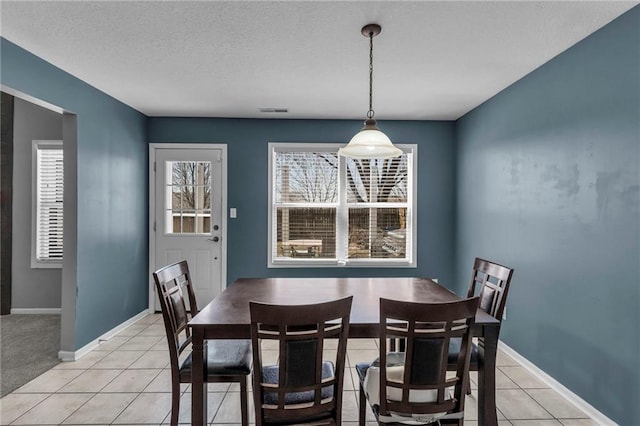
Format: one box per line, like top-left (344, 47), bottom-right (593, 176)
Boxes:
top-left (240, 376), bottom-right (249, 426)
top-left (171, 380), bottom-right (180, 426)
top-left (359, 383), bottom-right (367, 425)
top-left (466, 371), bottom-right (472, 395)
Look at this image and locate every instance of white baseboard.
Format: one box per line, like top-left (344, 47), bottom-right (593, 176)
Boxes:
top-left (498, 341), bottom-right (616, 426)
top-left (58, 310), bottom-right (149, 361)
top-left (10, 308), bottom-right (61, 314)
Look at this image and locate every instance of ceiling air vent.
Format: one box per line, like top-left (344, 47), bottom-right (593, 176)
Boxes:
top-left (259, 108), bottom-right (288, 113)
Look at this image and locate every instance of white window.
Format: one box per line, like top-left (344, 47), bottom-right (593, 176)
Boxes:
top-left (32, 140), bottom-right (63, 268)
top-left (268, 143), bottom-right (416, 267)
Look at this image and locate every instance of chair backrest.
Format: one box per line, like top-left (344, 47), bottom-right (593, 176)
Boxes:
top-left (377, 297), bottom-right (479, 422)
top-left (467, 257), bottom-right (514, 321)
top-left (152, 260), bottom-right (199, 372)
top-left (250, 296), bottom-right (353, 425)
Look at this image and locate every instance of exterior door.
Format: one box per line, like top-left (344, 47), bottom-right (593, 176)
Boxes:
top-left (151, 146), bottom-right (226, 311)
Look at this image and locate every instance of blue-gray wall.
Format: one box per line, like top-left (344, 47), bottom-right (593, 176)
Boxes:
top-left (1, 38), bottom-right (149, 349)
top-left (148, 118), bottom-right (457, 285)
top-left (455, 7), bottom-right (639, 424)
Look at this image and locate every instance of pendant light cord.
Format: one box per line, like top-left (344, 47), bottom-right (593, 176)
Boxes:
top-left (367, 31), bottom-right (375, 119)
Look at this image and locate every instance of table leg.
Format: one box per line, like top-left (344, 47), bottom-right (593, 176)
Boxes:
top-left (191, 328), bottom-right (208, 426)
top-left (477, 326), bottom-right (499, 426)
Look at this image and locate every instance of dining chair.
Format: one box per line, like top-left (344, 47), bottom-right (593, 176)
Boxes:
top-left (357, 297), bottom-right (480, 425)
top-left (249, 296), bottom-right (353, 425)
top-left (451, 257), bottom-right (514, 393)
top-left (153, 261), bottom-right (252, 426)
top-left (465, 257), bottom-right (514, 321)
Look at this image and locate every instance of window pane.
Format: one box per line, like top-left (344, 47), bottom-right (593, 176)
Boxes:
top-left (199, 185), bottom-right (211, 210)
top-left (275, 152), bottom-right (338, 203)
top-left (194, 210), bottom-right (210, 233)
top-left (346, 156), bottom-right (408, 203)
top-left (276, 207), bottom-right (336, 258)
top-left (198, 162), bottom-right (211, 186)
top-left (182, 214), bottom-right (195, 233)
top-left (171, 186), bottom-right (181, 209)
top-left (172, 214), bottom-right (182, 233)
top-left (202, 215), bottom-right (211, 234)
top-left (348, 207), bottom-right (407, 259)
top-left (172, 162), bottom-right (195, 185)
top-left (181, 185), bottom-right (195, 209)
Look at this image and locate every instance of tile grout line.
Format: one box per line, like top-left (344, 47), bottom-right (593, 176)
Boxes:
top-left (497, 365), bottom-right (559, 422)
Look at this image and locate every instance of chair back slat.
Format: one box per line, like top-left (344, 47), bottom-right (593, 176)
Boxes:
top-left (377, 297), bottom-right (479, 420)
top-left (250, 296), bottom-right (352, 425)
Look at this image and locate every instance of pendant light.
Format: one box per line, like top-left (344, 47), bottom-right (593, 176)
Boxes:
top-left (339, 24), bottom-right (402, 159)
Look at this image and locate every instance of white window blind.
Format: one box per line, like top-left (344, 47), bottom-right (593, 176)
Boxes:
top-left (268, 143), bottom-right (416, 267)
top-left (34, 143), bottom-right (64, 264)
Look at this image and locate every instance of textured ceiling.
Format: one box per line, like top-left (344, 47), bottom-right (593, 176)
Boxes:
top-left (1, 1), bottom-right (637, 120)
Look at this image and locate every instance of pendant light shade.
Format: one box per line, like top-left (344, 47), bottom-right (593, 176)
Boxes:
top-left (338, 119), bottom-right (403, 159)
top-left (339, 23), bottom-right (402, 159)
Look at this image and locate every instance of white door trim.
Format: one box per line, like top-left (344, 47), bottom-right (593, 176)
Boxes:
top-left (148, 143), bottom-right (228, 312)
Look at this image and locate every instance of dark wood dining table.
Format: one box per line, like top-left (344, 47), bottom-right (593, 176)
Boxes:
top-left (188, 277), bottom-right (501, 426)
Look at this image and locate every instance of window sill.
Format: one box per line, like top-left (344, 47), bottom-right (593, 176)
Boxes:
top-left (269, 258), bottom-right (416, 268)
top-left (31, 260), bottom-right (62, 269)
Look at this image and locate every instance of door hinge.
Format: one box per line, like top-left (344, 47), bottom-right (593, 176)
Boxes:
top-left (153, 161), bottom-right (156, 172)
top-left (153, 221), bottom-right (156, 232)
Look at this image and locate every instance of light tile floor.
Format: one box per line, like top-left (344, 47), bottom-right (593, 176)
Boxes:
top-left (0, 314), bottom-right (596, 425)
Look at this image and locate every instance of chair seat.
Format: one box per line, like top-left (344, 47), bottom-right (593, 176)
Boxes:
top-left (447, 338), bottom-right (478, 367)
top-left (355, 352), bottom-right (406, 382)
top-left (180, 339), bottom-right (252, 378)
top-left (357, 357), bottom-right (449, 406)
top-left (262, 361), bottom-right (335, 405)
top-left (356, 360), bottom-right (451, 425)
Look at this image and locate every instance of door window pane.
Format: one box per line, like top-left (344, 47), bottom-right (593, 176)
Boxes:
top-left (165, 161), bottom-right (212, 234)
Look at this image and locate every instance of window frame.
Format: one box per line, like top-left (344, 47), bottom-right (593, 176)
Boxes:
top-left (31, 140), bottom-right (63, 268)
top-left (268, 142), bottom-right (417, 268)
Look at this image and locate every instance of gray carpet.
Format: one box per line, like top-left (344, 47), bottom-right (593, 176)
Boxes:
top-left (1, 314), bottom-right (61, 397)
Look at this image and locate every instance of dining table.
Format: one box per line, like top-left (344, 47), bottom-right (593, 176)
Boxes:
top-left (188, 277), bottom-right (501, 426)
